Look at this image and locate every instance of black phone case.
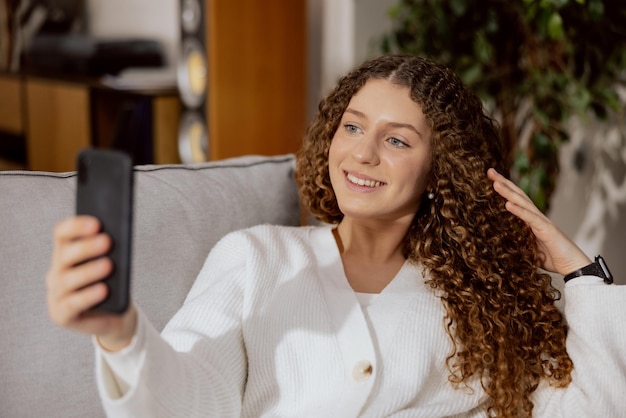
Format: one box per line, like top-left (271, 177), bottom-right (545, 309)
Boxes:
top-left (76, 148), bottom-right (133, 314)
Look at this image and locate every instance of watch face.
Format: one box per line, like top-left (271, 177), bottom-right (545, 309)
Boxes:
top-left (177, 38), bottom-right (207, 109)
top-left (596, 255), bottom-right (614, 284)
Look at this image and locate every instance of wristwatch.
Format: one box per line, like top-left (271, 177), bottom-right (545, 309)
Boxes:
top-left (563, 255), bottom-right (613, 284)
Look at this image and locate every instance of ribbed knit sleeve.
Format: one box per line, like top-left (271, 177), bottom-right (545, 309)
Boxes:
top-left (97, 230), bottom-right (249, 418)
top-left (532, 282), bottom-right (626, 417)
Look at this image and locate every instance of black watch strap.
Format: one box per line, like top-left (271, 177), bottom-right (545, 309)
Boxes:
top-left (563, 255), bottom-right (613, 284)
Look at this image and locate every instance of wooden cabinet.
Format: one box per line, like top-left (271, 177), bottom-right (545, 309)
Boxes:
top-left (24, 79), bottom-right (91, 172)
top-left (0, 75), bottom-right (23, 135)
top-left (0, 73), bottom-right (181, 172)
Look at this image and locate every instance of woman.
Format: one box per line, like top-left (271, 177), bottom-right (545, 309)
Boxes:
top-left (47, 54), bottom-right (625, 417)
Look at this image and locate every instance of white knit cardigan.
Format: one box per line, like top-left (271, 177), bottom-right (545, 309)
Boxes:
top-left (96, 225), bottom-right (626, 417)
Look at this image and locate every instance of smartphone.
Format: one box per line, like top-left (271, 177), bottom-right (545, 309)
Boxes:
top-left (76, 148), bottom-right (133, 314)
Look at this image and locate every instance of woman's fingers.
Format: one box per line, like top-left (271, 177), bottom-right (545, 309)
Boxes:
top-left (488, 168), bottom-right (549, 227)
top-left (48, 281), bottom-right (109, 327)
top-left (46, 216), bottom-right (113, 325)
top-left (46, 216), bottom-right (136, 349)
top-left (488, 168), bottom-right (534, 207)
top-left (51, 216), bottom-right (109, 269)
top-left (47, 215), bottom-right (112, 296)
top-left (46, 256), bottom-right (113, 326)
top-left (47, 228), bottom-right (112, 300)
top-left (47, 256), bottom-right (113, 299)
top-left (487, 168), bottom-right (592, 275)
top-left (54, 233), bottom-right (111, 273)
top-left (53, 215), bottom-right (101, 243)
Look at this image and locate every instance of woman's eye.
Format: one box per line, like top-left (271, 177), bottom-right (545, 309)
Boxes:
top-left (388, 137), bottom-right (407, 147)
top-left (344, 124), bottom-right (360, 134)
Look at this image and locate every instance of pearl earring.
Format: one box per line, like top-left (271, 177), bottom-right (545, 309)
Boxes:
top-left (427, 191), bottom-right (435, 200)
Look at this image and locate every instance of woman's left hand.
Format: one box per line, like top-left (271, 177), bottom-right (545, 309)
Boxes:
top-left (488, 168), bottom-right (591, 276)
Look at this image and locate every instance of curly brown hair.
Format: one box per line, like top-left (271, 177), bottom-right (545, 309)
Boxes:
top-left (295, 54), bottom-right (573, 417)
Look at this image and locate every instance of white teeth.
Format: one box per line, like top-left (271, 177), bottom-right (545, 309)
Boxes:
top-left (347, 173), bottom-right (381, 188)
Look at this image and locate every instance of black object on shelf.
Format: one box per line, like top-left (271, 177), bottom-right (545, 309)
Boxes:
top-left (0, 132), bottom-right (27, 166)
top-left (110, 99), bottom-right (153, 166)
top-left (22, 34), bottom-right (165, 76)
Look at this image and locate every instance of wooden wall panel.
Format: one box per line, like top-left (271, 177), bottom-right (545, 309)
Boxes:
top-left (206, 0), bottom-right (307, 160)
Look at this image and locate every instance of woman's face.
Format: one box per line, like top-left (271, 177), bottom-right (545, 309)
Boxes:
top-left (328, 79), bottom-right (433, 224)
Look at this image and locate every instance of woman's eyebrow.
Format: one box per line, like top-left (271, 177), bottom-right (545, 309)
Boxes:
top-left (344, 108), bottom-right (366, 118)
top-left (387, 122), bottom-right (423, 138)
top-left (344, 108), bottom-right (424, 138)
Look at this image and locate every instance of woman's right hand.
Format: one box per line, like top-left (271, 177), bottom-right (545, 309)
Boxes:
top-left (46, 215), bottom-right (136, 352)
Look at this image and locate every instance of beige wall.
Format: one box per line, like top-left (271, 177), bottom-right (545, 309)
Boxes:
top-left (316, 0), bottom-right (396, 98)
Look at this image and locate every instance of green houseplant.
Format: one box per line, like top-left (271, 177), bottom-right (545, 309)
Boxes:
top-left (381, 0), bottom-right (626, 211)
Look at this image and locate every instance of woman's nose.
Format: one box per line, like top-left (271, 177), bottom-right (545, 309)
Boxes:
top-left (351, 135), bottom-right (380, 165)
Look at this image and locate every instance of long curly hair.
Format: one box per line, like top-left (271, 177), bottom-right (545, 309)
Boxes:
top-left (295, 54), bottom-right (572, 417)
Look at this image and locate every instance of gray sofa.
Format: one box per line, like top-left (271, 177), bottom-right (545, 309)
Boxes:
top-left (0, 154), bottom-right (301, 418)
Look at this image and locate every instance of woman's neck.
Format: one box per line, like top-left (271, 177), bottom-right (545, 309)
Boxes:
top-left (334, 218), bottom-right (411, 293)
top-left (335, 217), bottom-right (410, 260)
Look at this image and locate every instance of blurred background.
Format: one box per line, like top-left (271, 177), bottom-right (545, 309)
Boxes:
top-left (0, 0), bottom-right (624, 283)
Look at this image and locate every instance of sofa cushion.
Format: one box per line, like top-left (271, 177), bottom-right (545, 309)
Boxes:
top-left (0, 154), bottom-right (300, 418)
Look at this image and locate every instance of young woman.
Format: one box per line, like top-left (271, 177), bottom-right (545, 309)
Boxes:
top-left (46, 54), bottom-right (625, 417)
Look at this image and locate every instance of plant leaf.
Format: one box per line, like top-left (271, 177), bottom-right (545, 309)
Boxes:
top-left (547, 12), bottom-right (564, 40)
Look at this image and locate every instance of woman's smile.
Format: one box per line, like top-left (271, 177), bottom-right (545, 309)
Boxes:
top-left (345, 171), bottom-right (385, 189)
